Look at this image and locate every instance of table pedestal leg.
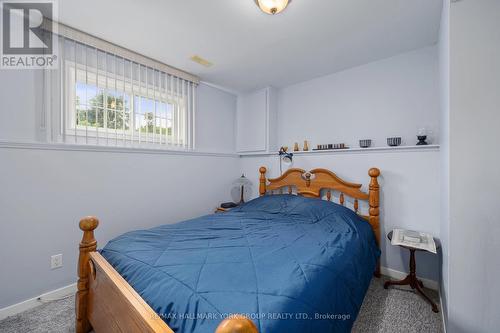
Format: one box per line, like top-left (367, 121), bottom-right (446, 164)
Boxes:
top-left (383, 249), bottom-right (439, 313)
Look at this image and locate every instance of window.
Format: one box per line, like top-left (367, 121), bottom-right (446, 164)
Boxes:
top-left (67, 63), bottom-right (185, 146)
top-left (41, 25), bottom-right (197, 150)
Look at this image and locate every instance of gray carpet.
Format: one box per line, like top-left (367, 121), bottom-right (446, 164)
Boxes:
top-left (352, 277), bottom-right (443, 333)
top-left (0, 276), bottom-right (442, 333)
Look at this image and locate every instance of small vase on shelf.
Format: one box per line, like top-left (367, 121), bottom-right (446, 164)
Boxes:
top-left (416, 128), bottom-right (428, 145)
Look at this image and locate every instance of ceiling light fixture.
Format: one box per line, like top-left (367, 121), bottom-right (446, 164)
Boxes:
top-left (255, 0), bottom-right (291, 15)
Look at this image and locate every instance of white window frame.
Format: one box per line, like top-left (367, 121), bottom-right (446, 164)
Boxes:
top-left (63, 60), bottom-right (187, 147)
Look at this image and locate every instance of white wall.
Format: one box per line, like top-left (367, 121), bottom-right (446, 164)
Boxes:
top-left (241, 149), bottom-right (441, 281)
top-left (239, 46), bottom-right (442, 281)
top-left (0, 148), bottom-right (239, 308)
top-left (0, 70), bottom-right (38, 141)
top-left (448, 1), bottom-right (500, 332)
top-left (438, 0), bottom-right (450, 325)
top-left (277, 46), bottom-right (440, 149)
top-left (0, 72), bottom-right (239, 308)
top-left (195, 84), bottom-right (237, 153)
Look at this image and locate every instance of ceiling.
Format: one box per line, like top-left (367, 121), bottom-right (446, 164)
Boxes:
top-left (59, 0), bottom-right (443, 93)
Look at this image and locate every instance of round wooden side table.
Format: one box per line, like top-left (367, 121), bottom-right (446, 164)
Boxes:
top-left (384, 230), bottom-right (440, 313)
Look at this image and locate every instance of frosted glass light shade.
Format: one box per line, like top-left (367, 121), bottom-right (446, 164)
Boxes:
top-left (255, 0), bottom-right (290, 15)
top-left (231, 175), bottom-right (253, 203)
top-left (233, 175), bottom-right (252, 187)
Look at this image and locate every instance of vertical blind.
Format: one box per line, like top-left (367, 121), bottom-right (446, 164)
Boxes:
top-left (42, 23), bottom-right (198, 150)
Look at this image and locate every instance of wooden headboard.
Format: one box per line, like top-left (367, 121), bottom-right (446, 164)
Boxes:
top-left (259, 166), bottom-right (381, 277)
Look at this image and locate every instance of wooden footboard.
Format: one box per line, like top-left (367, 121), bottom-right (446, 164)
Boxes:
top-left (76, 217), bottom-right (258, 333)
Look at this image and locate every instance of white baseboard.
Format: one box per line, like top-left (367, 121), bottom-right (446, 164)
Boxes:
top-left (0, 283), bottom-right (76, 321)
top-left (381, 266), bottom-right (439, 291)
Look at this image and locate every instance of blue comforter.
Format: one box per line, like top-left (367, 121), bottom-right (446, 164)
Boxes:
top-left (101, 195), bottom-right (380, 333)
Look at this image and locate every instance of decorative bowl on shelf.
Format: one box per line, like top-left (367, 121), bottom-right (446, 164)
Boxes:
top-left (359, 139), bottom-right (372, 148)
top-left (387, 137), bottom-right (402, 147)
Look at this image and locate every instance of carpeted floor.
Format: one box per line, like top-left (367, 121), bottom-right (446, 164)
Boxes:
top-left (0, 276), bottom-right (442, 333)
top-left (352, 277), bottom-right (443, 333)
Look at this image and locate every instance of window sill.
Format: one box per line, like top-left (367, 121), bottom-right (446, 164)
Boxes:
top-left (0, 140), bottom-right (238, 158)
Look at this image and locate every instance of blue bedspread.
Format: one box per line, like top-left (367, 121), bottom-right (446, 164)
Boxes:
top-left (101, 195), bottom-right (380, 333)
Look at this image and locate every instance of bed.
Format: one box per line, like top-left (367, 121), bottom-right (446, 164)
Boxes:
top-left (76, 166), bottom-right (381, 333)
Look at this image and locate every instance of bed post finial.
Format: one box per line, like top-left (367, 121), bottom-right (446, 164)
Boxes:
top-left (76, 216), bottom-right (99, 333)
top-left (259, 167), bottom-right (267, 196)
top-left (368, 168), bottom-right (381, 277)
top-left (216, 314), bottom-right (259, 333)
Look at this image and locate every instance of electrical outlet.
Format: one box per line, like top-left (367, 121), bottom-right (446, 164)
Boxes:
top-left (51, 254), bottom-right (63, 269)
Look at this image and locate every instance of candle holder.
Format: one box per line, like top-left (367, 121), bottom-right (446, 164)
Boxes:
top-left (416, 128), bottom-right (428, 145)
top-left (417, 135), bottom-right (428, 145)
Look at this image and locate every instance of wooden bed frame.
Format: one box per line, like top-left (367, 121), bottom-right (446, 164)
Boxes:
top-left (76, 166), bottom-right (381, 333)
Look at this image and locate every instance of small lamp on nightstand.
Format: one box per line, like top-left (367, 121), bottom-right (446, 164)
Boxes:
top-left (231, 174), bottom-right (253, 204)
top-left (218, 175), bottom-right (253, 212)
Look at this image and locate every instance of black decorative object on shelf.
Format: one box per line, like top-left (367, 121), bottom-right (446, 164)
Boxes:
top-left (314, 143), bottom-right (348, 150)
top-left (359, 139), bottom-right (372, 148)
top-left (387, 137), bottom-right (402, 147)
top-left (416, 128), bottom-right (428, 145)
top-left (416, 135), bottom-right (428, 145)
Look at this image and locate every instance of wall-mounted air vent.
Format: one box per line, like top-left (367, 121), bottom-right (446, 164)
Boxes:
top-left (190, 55), bottom-right (213, 68)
